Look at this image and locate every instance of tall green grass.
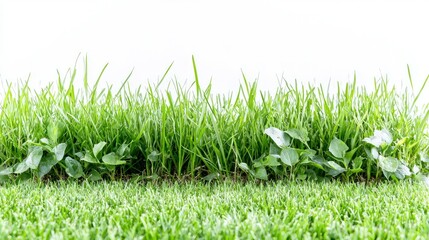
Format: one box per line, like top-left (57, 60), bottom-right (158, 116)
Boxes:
top-left (0, 57), bottom-right (428, 181)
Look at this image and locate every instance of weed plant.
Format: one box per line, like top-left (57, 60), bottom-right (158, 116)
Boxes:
top-left (0, 57), bottom-right (428, 182)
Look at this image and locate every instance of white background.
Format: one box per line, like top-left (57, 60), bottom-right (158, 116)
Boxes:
top-left (1, 0), bottom-right (429, 96)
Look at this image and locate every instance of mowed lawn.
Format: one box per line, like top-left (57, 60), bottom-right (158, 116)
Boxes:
top-left (1, 181), bottom-right (428, 239)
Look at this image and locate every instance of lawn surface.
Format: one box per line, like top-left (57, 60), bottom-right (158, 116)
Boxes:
top-left (1, 181), bottom-right (428, 239)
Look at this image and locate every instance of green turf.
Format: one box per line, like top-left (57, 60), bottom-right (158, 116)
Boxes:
top-left (1, 181), bottom-right (428, 239)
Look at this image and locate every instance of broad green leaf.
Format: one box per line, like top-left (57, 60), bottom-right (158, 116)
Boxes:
top-left (238, 162), bottom-right (251, 172)
top-left (88, 170), bottom-right (102, 181)
top-left (148, 151), bottom-right (160, 162)
top-left (364, 147), bottom-right (374, 160)
top-left (376, 129), bottom-right (393, 145)
top-left (75, 151), bottom-right (84, 159)
top-left (343, 148), bottom-right (358, 167)
top-left (307, 161), bottom-right (324, 170)
top-left (382, 169), bottom-right (394, 179)
top-left (412, 165), bottom-right (420, 174)
top-left (64, 157), bottom-right (83, 179)
top-left (38, 154), bottom-right (58, 178)
top-left (299, 158), bottom-right (310, 165)
top-left (363, 136), bottom-right (383, 147)
top-left (269, 143), bottom-right (281, 156)
top-left (270, 154), bottom-right (281, 159)
top-left (312, 155), bottom-right (327, 166)
top-left (81, 152), bottom-right (99, 163)
top-left (105, 165), bottom-right (116, 172)
top-left (378, 156), bottom-right (399, 172)
top-left (326, 161), bottom-right (346, 177)
top-left (326, 161), bottom-right (345, 170)
top-left (253, 160), bottom-right (263, 168)
top-left (40, 138), bottom-right (50, 145)
top-left (52, 143), bottom-right (67, 161)
top-left (285, 128), bottom-right (309, 144)
top-left (263, 155), bottom-right (281, 167)
top-left (384, 146), bottom-right (395, 156)
top-left (280, 148), bottom-right (299, 166)
top-left (306, 156), bottom-right (326, 170)
top-left (300, 149), bottom-right (317, 159)
top-left (238, 163), bottom-right (256, 177)
top-left (344, 147), bottom-right (358, 161)
top-left (25, 146), bottom-right (43, 169)
top-left (352, 157), bottom-right (363, 169)
top-left (418, 175), bottom-right (429, 187)
top-left (93, 142), bottom-right (107, 158)
top-left (264, 127), bottom-right (291, 148)
top-left (102, 153), bottom-right (126, 165)
top-left (364, 147), bottom-right (379, 160)
top-left (255, 167), bottom-right (268, 180)
top-left (394, 164), bottom-right (411, 179)
top-left (47, 121), bottom-right (65, 143)
top-left (420, 152), bottom-right (429, 163)
top-left (363, 129), bottom-right (393, 148)
top-left (117, 143), bottom-right (130, 157)
top-left (0, 167), bottom-right (13, 176)
top-left (329, 138), bottom-right (349, 159)
top-left (269, 165), bottom-right (283, 175)
top-left (14, 161), bottom-right (29, 174)
top-left (371, 147), bottom-right (379, 160)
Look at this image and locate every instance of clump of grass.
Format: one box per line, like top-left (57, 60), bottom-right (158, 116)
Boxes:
top-left (0, 56), bottom-right (428, 182)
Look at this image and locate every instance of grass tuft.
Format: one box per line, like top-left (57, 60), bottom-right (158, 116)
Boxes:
top-left (0, 57), bottom-right (428, 181)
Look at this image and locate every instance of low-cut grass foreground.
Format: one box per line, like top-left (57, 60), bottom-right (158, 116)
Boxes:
top-left (1, 181), bottom-right (428, 239)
